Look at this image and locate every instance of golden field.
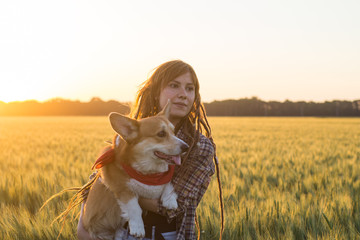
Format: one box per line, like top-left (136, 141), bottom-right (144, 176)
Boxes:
top-left (0, 117), bottom-right (359, 239)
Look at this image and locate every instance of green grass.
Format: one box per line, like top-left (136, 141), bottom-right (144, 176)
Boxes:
top-left (1, 117), bottom-right (360, 239)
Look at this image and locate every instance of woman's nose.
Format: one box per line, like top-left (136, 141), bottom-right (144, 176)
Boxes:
top-left (177, 87), bottom-right (187, 99)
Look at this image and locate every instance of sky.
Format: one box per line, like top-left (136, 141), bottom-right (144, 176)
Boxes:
top-left (0, 0), bottom-right (359, 103)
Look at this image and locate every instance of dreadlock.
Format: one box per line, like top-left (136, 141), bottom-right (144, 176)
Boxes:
top-left (131, 60), bottom-right (224, 239)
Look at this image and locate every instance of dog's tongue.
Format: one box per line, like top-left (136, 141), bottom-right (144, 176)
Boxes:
top-left (170, 155), bottom-right (181, 165)
top-left (155, 151), bottom-right (182, 165)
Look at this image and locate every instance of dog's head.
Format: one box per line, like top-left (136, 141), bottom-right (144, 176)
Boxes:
top-left (109, 101), bottom-right (189, 173)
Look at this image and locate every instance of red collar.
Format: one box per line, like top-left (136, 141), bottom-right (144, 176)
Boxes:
top-left (121, 163), bottom-right (174, 185)
top-left (92, 148), bottom-right (174, 185)
top-left (92, 147), bottom-right (115, 170)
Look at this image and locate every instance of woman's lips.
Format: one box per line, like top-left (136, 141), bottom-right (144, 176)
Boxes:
top-left (174, 102), bottom-right (187, 106)
top-left (174, 102), bottom-right (187, 107)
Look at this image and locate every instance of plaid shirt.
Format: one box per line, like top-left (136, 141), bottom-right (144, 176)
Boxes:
top-left (159, 129), bottom-right (215, 240)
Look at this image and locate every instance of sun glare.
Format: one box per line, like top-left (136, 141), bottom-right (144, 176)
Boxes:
top-left (0, 87), bottom-right (41, 103)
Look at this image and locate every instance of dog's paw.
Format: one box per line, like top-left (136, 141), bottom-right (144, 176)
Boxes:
top-left (129, 220), bottom-right (145, 238)
top-left (161, 183), bottom-right (178, 210)
top-left (162, 194), bottom-right (178, 210)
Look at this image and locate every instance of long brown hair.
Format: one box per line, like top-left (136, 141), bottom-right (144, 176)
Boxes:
top-left (131, 60), bottom-right (224, 239)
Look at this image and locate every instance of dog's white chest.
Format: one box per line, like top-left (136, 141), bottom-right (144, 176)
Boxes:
top-left (127, 179), bottom-right (166, 199)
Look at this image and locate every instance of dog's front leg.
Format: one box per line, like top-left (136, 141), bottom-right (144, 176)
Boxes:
top-left (161, 183), bottom-right (178, 210)
top-left (117, 196), bottom-right (145, 238)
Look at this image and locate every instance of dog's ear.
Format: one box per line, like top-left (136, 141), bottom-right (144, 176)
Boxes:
top-left (109, 113), bottom-right (139, 142)
top-left (157, 99), bottom-right (172, 119)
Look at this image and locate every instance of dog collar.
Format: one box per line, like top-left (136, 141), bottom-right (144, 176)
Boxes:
top-left (92, 148), bottom-right (174, 185)
top-left (92, 148), bottom-right (115, 170)
top-left (121, 163), bottom-right (174, 186)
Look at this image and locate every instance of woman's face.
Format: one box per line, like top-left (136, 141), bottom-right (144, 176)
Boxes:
top-left (159, 72), bottom-right (196, 126)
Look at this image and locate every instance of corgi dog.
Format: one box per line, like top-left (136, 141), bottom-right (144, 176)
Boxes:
top-left (82, 101), bottom-right (189, 239)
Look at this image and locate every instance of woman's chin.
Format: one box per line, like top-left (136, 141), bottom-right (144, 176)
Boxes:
top-left (169, 111), bottom-right (189, 125)
top-left (171, 110), bottom-right (188, 118)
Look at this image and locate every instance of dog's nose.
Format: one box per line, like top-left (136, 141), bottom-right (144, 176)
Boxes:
top-left (181, 142), bottom-right (189, 152)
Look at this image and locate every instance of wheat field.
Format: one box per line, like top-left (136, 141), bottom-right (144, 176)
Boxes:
top-left (0, 116), bottom-right (359, 240)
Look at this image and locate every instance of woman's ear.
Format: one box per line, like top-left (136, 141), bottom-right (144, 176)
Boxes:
top-left (109, 113), bottom-right (139, 142)
top-left (157, 99), bottom-right (172, 119)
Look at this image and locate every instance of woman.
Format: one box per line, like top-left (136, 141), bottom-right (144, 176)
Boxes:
top-left (78, 60), bottom-right (223, 240)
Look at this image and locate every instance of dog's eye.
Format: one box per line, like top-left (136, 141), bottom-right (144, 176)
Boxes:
top-left (157, 130), bottom-right (167, 138)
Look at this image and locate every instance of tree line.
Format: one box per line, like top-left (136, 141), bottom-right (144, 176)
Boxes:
top-left (0, 97), bottom-right (130, 116)
top-left (0, 97), bottom-right (359, 116)
top-left (203, 97), bottom-right (360, 116)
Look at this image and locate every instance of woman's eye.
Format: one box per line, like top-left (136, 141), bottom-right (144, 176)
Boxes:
top-left (186, 86), bottom-right (194, 91)
top-left (157, 130), bottom-right (167, 138)
top-left (169, 83), bottom-right (178, 88)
